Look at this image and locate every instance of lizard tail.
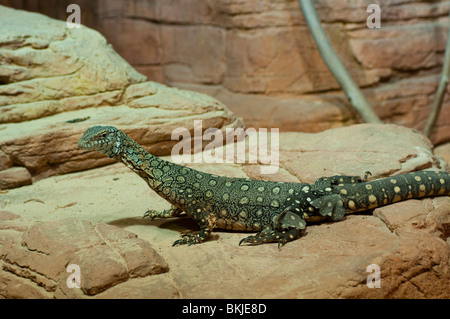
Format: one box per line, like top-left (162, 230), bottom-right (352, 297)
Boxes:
top-left (335, 171), bottom-right (450, 212)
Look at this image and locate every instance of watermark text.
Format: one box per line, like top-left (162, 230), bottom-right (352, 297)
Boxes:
top-left (366, 4), bottom-right (381, 29)
top-left (66, 4), bottom-right (81, 29)
top-left (366, 264), bottom-right (381, 288)
top-left (66, 264), bottom-right (81, 288)
top-left (171, 120), bottom-right (279, 175)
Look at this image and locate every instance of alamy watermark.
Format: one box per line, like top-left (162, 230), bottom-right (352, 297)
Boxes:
top-left (366, 264), bottom-right (381, 288)
top-left (170, 120), bottom-right (280, 175)
top-left (66, 3), bottom-right (381, 29)
top-left (366, 4), bottom-right (381, 29)
top-left (66, 4), bottom-right (81, 29)
top-left (66, 264), bottom-right (81, 289)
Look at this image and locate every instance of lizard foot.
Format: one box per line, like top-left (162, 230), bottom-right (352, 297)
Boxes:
top-left (143, 205), bottom-right (181, 220)
top-left (239, 228), bottom-right (304, 248)
top-left (143, 208), bottom-right (169, 220)
top-left (172, 230), bottom-right (209, 247)
top-left (363, 171), bottom-right (372, 181)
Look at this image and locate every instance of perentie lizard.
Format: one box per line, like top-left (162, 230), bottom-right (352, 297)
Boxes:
top-left (78, 126), bottom-right (450, 247)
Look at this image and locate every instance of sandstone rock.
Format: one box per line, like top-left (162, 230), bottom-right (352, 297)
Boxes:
top-left (0, 5), bottom-right (244, 187)
top-left (374, 197), bottom-right (450, 241)
top-left (95, 223), bottom-right (169, 279)
top-left (0, 211), bottom-right (25, 261)
top-left (0, 211), bottom-right (25, 239)
top-left (0, 150), bottom-right (12, 170)
top-left (242, 124), bottom-right (441, 183)
top-left (0, 211), bottom-right (20, 221)
top-left (0, 5), bottom-right (145, 120)
top-left (348, 22), bottom-right (448, 71)
top-left (186, 84), bottom-right (355, 132)
top-left (96, 276), bottom-right (180, 299)
top-left (0, 271), bottom-right (54, 299)
top-left (317, 0), bottom-right (450, 23)
top-left (435, 142), bottom-right (450, 170)
top-left (0, 167), bottom-right (32, 190)
top-left (161, 25), bottom-right (226, 85)
top-left (0, 219), bottom-right (169, 298)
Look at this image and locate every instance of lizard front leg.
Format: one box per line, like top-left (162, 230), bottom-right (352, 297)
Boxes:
top-left (172, 206), bottom-right (216, 246)
top-left (172, 227), bottom-right (212, 246)
top-left (143, 204), bottom-right (182, 220)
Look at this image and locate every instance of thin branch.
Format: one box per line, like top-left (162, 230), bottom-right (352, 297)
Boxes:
top-left (423, 11), bottom-right (450, 138)
top-left (298, 0), bottom-right (382, 124)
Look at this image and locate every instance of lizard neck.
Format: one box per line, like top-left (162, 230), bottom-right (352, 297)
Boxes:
top-left (114, 134), bottom-right (198, 208)
top-left (114, 134), bottom-right (172, 185)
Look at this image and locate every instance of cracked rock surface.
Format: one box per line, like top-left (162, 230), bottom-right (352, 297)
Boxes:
top-left (1, 124), bottom-right (449, 298)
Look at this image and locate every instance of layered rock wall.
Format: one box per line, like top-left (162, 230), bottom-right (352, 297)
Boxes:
top-left (3, 0), bottom-right (450, 143)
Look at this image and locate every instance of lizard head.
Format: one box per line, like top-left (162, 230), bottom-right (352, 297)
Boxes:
top-left (78, 126), bottom-right (123, 158)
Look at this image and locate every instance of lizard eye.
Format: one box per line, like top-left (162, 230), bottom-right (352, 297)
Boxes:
top-left (100, 132), bottom-right (108, 138)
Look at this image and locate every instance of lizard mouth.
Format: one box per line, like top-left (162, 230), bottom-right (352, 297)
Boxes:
top-left (78, 140), bottom-right (97, 150)
top-left (78, 138), bottom-right (110, 151)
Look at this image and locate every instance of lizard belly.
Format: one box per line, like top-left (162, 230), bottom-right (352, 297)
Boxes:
top-left (195, 177), bottom-right (304, 231)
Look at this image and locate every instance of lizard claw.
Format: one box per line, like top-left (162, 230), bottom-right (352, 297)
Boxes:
top-left (142, 210), bottom-right (156, 220)
top-left (172, 232), bottom-right (208, 246)
top-left (238, 237), bottom-right (250, 246)
top-left (238, 231), bottom-right (273, 246)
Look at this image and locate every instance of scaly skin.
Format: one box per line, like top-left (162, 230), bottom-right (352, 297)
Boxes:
top-left (78, 126), bottom-right (450, 247)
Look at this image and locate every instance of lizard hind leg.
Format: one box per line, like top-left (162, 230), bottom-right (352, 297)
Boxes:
top-left (239, 205), bottom-right (307, 247)
top-left (172, 227), bottom-right (212, 246)
top-left (238, 227), bottom-right (304, 248)
top-left (172, 206), bottom-right (216, 246)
